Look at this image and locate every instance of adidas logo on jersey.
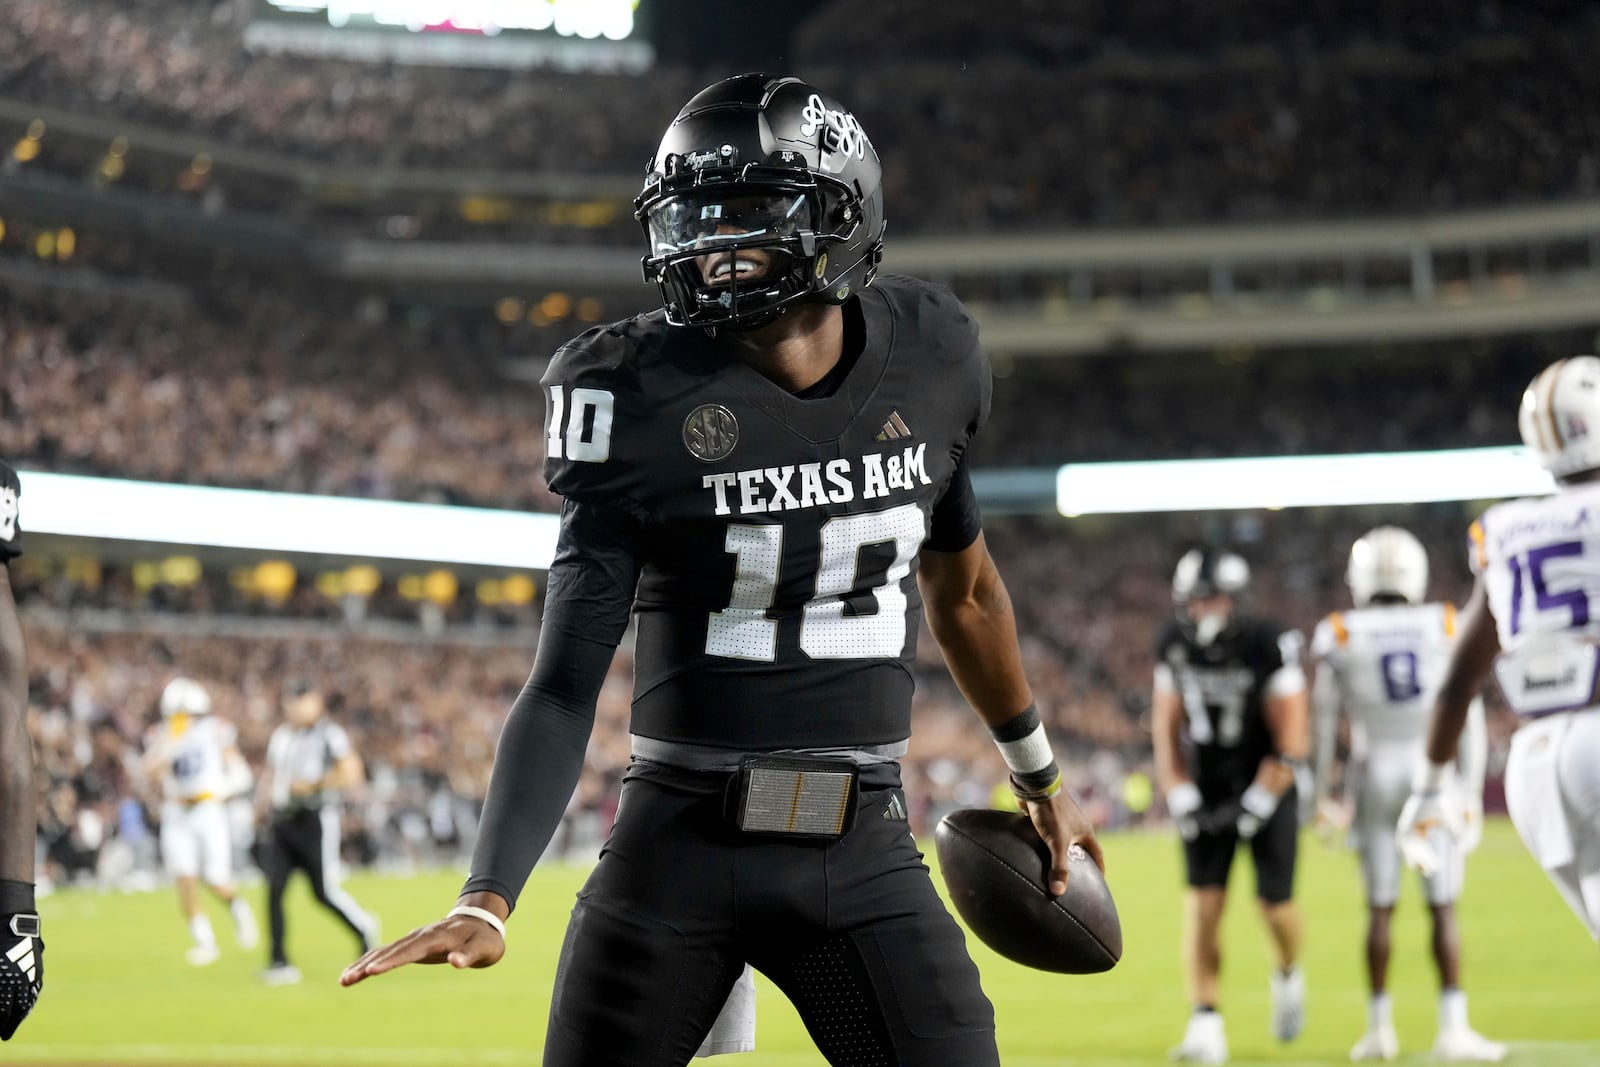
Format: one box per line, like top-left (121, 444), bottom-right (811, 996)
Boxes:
top-left (875, 411), bottom-right (912, 442)
top-left (6, 935), bottom-right (37, 983)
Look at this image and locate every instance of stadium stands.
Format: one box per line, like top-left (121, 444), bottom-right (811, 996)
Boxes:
top-left (3, 0), bottom-right (1584, 881)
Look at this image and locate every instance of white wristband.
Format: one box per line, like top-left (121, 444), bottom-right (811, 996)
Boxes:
top-left (447, 905), bottom-right (507, 942)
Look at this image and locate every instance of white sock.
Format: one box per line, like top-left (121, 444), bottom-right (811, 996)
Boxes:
top-left (189, 914), bottom-right (216, 950)
top-left (1439, 988), bottom-right (1468, 1031)
top-left (1369, 993), bottom-right (1393, 1030)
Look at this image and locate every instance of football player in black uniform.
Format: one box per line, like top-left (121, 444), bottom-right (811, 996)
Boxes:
top-left (0, 460), bottom-right (43, 1041)
top-left (1152, 547), bottom-right (1309, 1064)
top-left (342, 74), bottom-right (1103, 1066)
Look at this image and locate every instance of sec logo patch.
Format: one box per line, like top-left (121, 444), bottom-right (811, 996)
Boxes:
top-left (683, 404), bottom-right (738, 463)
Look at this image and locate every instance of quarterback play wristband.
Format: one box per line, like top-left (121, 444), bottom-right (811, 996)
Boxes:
top-left (447, 905), bottom-right (507, 942)
top-left (990, 705), bottom-right (1062, 800)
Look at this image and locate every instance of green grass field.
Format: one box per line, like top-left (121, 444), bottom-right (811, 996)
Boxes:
top-left (7, 819), bottom-right (1598, 1066)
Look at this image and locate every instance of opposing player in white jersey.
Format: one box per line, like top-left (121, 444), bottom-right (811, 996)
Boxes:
top-left (146, 678), bottom-right (258, 965)
top-left (1402, 354), bottom-right (1600, 950)
top-left (1312, 527), bottom-right (1503, 1062)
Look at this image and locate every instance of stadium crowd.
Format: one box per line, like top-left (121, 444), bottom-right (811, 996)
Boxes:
top-left (20, 502), bottom-right (1511, 887)
top-left (0, 0), bottom-right (1567, 895)
top-left (2, 0), bottom-right (1597, 231)
top-left (3, 279), bottom-right (1582, 509)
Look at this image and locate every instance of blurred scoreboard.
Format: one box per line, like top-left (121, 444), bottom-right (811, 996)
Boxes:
top-left (246, 0), bottom-right (651, 71)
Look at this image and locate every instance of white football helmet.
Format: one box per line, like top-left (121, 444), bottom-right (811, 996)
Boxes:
top-left (1519, 355), bottom-right (1600, 479)
top-left (160, 677), bottom-right (212, 717)
top-left (1347, 525), bottom-right (1429, 606)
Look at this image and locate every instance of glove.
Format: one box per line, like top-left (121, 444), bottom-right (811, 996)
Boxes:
top-left (1396, 786), bottom-right (1464, 877)
top-left (1233, 784), bottom-right (1282, 839)
top-left (0, 461), bottom-right (19, 563)
top-left (1166, 782), bottom-right (1203, 842)
top-left (1313, 797), bottom-right (1351, 848)
top-left (0, 913), bottom-right (43, 1040)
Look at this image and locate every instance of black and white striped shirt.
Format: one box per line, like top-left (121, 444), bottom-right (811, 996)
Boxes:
top-left (266, 719), bottom-right (353, 812)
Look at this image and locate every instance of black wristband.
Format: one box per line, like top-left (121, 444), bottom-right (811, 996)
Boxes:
top-left (0, 880), bottom-right (35, 914)
top-left (988, 703), bottom-right (1041, 743)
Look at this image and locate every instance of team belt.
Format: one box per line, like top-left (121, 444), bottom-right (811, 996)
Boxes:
top-left (180, 792), bottom-right (215, 806)
top-left (725, 755), bottom-right (859, 841)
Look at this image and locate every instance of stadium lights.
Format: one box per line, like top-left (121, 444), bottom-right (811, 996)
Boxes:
top-left (16, 449), bottom-right (1557, 568)
top-left (21, 473), bottom-right (560, 569)
top-left (264, 0), bottom-right (640, 39)
top-left (1056, 446), bottom-right (1557, 516)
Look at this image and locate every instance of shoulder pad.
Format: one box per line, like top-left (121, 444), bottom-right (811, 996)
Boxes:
top-left (875, 274), bottom-right (984, 365)
top-left (1152, 617), bottom-right (1184, 657)
top-left (874, 274), bottom-right (991, 431)
top-left (1309, 614), bottom-right (1345, 659)
top-left (540, 318), bottom-right (665, 509)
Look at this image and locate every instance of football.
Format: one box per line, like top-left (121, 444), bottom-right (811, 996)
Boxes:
top-left (934, 808), bottom-right (1122, 974)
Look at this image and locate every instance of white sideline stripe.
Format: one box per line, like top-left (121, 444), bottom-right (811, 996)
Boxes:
top-left (21, 472), bottom-right (560, 569)
top-left (14, 1046), bottom-right (1598, 1067)
top-left (10, 1046), bottom-right (537, 1065)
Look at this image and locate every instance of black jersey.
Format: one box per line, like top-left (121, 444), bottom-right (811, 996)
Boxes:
top-left (541, 275), bottom-right (991, 752)
top-left (1154, 616), bottom-right (1301, 800)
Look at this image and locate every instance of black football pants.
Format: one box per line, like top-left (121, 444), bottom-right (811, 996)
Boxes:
top-left (542, 760), bottom-right (999, 1067)
top-left (261, 807), bottom-right (370, 966)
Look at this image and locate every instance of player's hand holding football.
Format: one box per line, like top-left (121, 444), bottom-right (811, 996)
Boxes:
top-left (340, 893), bottom-right (506, 987)
top-left (1021, 787), bottom-right (1105, 897)
top-left (0, 913), bottom-right (42, 1040)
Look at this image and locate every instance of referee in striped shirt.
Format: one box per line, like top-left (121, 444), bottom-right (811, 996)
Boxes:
top-left (255, 679), bottom-right (378, 985)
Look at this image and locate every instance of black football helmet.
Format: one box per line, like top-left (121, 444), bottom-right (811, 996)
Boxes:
top-left (1171, 546), bottom-right (1250, 646)
top-left (634, 73), bottom-right (886, 330)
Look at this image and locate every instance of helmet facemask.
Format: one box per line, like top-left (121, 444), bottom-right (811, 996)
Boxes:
top-left (636, 75), bottom-right (886, 331)
top-left (638, 162), bottom-right (865, 330)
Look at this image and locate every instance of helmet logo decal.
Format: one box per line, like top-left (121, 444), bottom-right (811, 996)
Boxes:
top-left (684, 143), bottom-right (737, 170)
top-left (683, 404), bottom-right (739, 463)
top-left (799, 93), bottom-right (869, 165)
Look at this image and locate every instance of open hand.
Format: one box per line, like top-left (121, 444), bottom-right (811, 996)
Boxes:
top-left (340, 911), bottom-right (504, 987)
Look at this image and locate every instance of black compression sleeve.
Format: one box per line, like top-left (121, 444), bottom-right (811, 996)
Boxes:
top-left (924, 454), bottom-right (983, 552)
top-left (459, 501), bottom-right (641, 912)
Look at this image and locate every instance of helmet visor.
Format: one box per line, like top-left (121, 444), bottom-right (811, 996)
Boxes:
top-left (646, 191), bottom-right (813, 257)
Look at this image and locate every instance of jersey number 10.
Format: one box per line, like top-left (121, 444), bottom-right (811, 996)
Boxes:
top-left (708, 503), bottom-right (925, 662)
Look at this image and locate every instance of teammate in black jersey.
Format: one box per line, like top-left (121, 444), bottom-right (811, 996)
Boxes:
top-left (0, 461), bottom-right (42, 1041)
top-left (342, 74), bottom-right (1103, 1066)
top-left (1152, 547), bottom-right (1310, 1064)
